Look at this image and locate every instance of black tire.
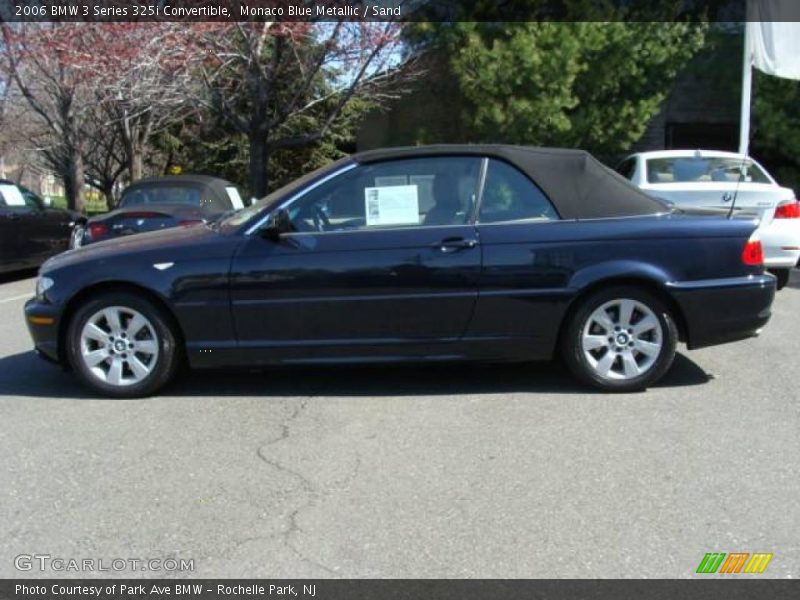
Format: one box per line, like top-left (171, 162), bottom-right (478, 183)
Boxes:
top-left (561, 285), bottom-right (678, 392)
top-left (769, 268), bottom-right (789, 290)
top-left (66, 291), bottom-right (181, 398)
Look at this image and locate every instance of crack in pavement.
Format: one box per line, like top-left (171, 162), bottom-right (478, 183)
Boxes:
top-left (254, 397), bottom-right (343, 576)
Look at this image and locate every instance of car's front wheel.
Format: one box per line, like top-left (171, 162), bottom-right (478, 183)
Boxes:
top-left (66, 292), bottom-right (181, 397)
top-left (562, 286), bottom-right (678, 392)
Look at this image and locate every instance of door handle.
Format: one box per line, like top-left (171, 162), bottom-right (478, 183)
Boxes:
top-left (434, 237), bottom-right (478, 253)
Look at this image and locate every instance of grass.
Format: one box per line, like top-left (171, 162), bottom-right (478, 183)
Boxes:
top-left (50, 195), bottom-right (108, 215)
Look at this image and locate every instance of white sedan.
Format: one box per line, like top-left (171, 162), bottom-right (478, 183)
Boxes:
top-left (616, 149), bottom-right (800, 289)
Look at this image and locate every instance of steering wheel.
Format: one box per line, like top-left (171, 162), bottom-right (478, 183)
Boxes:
top-left (312, 205), bottom-right (330, 232)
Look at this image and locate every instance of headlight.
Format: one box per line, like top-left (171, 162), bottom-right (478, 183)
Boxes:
top-left (35, 276), bottom-right (54, 299)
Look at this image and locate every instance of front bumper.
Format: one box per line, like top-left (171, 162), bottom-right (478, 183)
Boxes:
top-left (668, 274), bottom-right (775, 350)
top-left (24, 298), bottom-right (63, 364)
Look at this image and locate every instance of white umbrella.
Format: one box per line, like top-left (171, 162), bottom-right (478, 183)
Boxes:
top-left (739, 1), bottom-right (800, 154)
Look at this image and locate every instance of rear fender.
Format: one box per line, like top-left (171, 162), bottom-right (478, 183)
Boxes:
top-left (568, 260), bottom-right (673, 290)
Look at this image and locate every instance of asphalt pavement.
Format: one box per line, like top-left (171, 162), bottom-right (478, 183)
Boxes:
top-left (0, 270), bottom-right (797, 578)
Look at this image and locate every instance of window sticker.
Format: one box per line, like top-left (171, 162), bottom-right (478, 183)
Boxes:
top-left (365, 185), bottom-right (419, 226)
top-left (0, 184), bottom-right (26, 207)
top-left (225, 186), bottom-right (245, 210)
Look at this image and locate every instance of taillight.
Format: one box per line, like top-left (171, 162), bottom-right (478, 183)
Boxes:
top-left (741, 238), bottom-right (764, 266)
top-left (87, 222), bottom-right (109, 240)
top-left (775, 200), bottom-right (800, 218)
top-left (177, 219), bottom-right (204, 227)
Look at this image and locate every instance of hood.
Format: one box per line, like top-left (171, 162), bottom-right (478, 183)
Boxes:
top-left (42, 222), bottom-right (218, 271)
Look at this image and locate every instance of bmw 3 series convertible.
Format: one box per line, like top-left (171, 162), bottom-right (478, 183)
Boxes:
top-left (25, 145), bottom-right (775, 397)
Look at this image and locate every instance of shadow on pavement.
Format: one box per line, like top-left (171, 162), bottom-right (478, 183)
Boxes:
top-left (786, 267), bottom-right (800, 290)
top-left (0, 268), bottom-right (37, 285)
top-left (0, 350), bottom-right (711, 399)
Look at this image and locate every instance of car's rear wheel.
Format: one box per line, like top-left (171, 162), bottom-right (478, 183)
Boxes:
top-left (66, 292), bottom-right (180, 398)
top-left (562, 286), bottom-right (677, 392)
top-left (768, 268), bottom-right (789, 290)
top-left (69, 224), bottom-right (85, 249)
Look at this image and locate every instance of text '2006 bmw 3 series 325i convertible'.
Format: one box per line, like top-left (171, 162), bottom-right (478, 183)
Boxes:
top-left (24, 145), bottom-right (775, 397)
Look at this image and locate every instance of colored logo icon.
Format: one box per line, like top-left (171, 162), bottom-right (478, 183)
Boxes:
top-left (696, 552), bottom-right (773, 574)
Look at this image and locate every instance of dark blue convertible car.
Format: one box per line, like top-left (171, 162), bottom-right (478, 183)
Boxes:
top-left (25, 145), bottom-right (775, 397)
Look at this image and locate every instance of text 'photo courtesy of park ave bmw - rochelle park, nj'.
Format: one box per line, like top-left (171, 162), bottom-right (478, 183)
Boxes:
top-left (0, 1), bottom-right (799, 598)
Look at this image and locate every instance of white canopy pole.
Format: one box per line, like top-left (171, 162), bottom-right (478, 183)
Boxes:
top-left (739, 22), bottom-right (753, 156)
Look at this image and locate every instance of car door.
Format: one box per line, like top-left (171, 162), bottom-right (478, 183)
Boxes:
top-left (18, 186), bottom-right (72, 257)
top-left (0, 200), bottom-right (23, 271)
top-left (229, 156), bottom-right (484, 363)
top-left (0, 182), bottom-right (38, 269)
top-left (467, 158), bottom-right (567, 359)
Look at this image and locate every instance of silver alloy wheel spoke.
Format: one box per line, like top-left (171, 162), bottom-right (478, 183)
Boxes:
top-left (582, 334), bottom-right (608, 352)
top-left (621, 352), bottom-right (641, 378)
top-left (135, 340), bottom-right (158, 355)
top-left (126, 314), bottom-right (147, 338)
top-left (82, 348), bottom-right (109, 367)
top-left (79, 306), bottom-right (159, 387)
top-left (632, 315), bottom-right (659, 336)
top-left (127, 356), bottom-right (150, 380)
top-left (634, 339), bottom-right (661, 357)
top-left (103, 308), bottom-right (122, 334)
top-left (107, 358), bottom-right (124, 386)
top-left (582, 298), bottom-right (663, 381)
top-left (83, 323), bottom-right (108, 343)
top-left (618, 299), bottom-right (636, 328)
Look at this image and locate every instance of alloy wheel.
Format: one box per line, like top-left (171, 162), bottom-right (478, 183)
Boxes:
top-left (79, 306), bottom-right (159, 387)
top-left (581, 298), bottom-right (663, 381)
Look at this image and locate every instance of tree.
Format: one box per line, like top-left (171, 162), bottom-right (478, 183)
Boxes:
top-left (1, 23), bottom-right (201, 209)
top-left (752, 72), bottom-right (800, 191)
top-left (89, 24), bottom-right (201, 182)
top-left (1, 23), bottom-right (98, 209)
top-left (194, 21), bottom-right (413, 197)
top-left (407, 19), bottom-right (707, 160)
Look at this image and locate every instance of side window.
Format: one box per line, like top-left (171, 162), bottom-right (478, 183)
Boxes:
top-left (478, 159), bottom-right (558, 224)
top-left (286, 156), bottom-right (482, 233)
top-left (19, 186), bottom-right (44, 210)
top-left (615, 157), bottom-right (636, 180)
top-left (0, 183), bottom-right (35, 213)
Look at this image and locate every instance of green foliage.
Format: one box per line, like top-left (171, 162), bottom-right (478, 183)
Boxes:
top-left (752, 71), bottom-right (800, 191)
top-left (414, 20), bottom-right (707, 160)
top-left (155, 95), bottom-right (367, 199)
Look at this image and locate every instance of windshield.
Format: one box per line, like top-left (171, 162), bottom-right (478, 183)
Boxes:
top-left (645, 157), bottom-right (771, 184)
top-left (218, 158), bottom-right (352, 232)
top-left (121, 185), bottom-right (204, 206)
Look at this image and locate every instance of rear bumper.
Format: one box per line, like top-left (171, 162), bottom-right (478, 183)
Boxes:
top-left (759, 218), bottom-right (800, 268)
top-left (667, 274), bottom-right (775, 350)
top-left (24, 298), bottom-right (62, 364)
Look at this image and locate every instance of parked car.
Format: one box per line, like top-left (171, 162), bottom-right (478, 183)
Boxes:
top-left (0, 180), bottom-right (83, 274)
top-left (72, 175), bottom-right (245, 247)
top-left (616, 150), bottom-right (800, 289)
top-left (25, 145), bottom-right (775, 397)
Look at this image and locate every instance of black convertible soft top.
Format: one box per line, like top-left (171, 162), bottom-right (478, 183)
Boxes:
top-left (353, 145), bottom-right (666, 220)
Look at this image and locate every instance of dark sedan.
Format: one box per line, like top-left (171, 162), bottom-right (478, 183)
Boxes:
top-left (72, 174), bottom-right (244, 247)
top-left (25, 145), bottom-right (775, 397)
top-left (0, 180), bottom-right (82, 274)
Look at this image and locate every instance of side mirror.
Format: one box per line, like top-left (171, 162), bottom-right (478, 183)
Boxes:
top-left (260, 209), bottom-right (291, 242)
